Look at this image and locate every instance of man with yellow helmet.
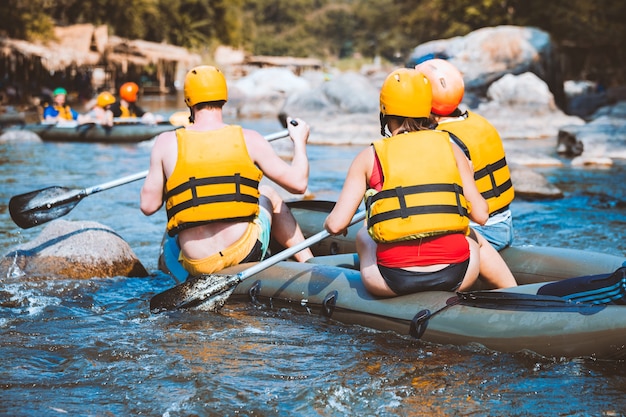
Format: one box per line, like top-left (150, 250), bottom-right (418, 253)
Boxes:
top-left (85, 91), bottom-right (115, 126)
top-left (140, 65), bottom-right (313, 276)
top-left (324, 68), bottom-right (516, 297)
top-left (416, 58), bottom-right (515, 251)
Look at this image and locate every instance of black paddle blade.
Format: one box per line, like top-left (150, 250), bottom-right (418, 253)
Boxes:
top-left (9, 186), bottom-right (83, 229)
top-left (277, 113), bottom-right (298, 128)
top-left (278, 112), bottom-right (288, 128)
top-left (150, 273), bottom-right (241, 313)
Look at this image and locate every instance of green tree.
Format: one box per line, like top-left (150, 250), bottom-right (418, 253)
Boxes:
top-left (2, 0), bottom-right (624, 83)
top-left (0, 0), bottom-right (55, 41)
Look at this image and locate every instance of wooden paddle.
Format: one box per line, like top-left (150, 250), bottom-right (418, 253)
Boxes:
top-left (9, 128), bottom-right (293, 229)
top-left (149, 210), bottom-right (366, 313)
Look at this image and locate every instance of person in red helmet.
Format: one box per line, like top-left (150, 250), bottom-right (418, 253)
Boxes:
top-left (110, 82), bottom-right (160, 124)
top-left (416, 58), bottom-right (515, 251)
top-left (140, 65), bottom-right (313, 277)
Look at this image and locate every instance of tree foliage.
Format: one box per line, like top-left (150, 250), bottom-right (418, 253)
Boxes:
top-left (1, 0), bottom-right (623, 83)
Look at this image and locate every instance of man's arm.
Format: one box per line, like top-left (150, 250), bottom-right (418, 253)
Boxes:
top-left (140, 133), bottom-right (170, 215)
top-left (246, 118), bottom-right (310, 194)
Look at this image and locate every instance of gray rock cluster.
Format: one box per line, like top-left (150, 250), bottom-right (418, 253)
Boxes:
top-left (227, 25), bottom-right (625, 198)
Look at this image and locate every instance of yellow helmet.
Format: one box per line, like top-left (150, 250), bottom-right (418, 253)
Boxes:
top-left (96, 91), bottom-right (116, 108)
top-left (184, 65), bottom-right (228, 107)
top-left (415, 59), bottom-right (464, 116)
top-left (379, 68), bottom-right (432, 118)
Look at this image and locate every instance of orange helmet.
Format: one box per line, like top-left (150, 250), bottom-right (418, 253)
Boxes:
top-left (379, 68), bottom-right (432, 119)
top-left (184, 65), bottom-right (228, 107)
top-left (415, 59), bottom-right (464, 116)
top-left (96, 91), bottom-right (116, 108)
top-left (119, 82), bottom-right (139, 103)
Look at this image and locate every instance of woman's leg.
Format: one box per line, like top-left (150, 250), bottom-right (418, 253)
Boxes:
top-left (474, 230), bottom-right (517, 288)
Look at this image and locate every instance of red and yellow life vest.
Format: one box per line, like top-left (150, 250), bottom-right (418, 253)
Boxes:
top-left (438, 111), bottom-right (514, 215)
top-left (367, 130), bottom-right (470, 243)
top-left (165, 126), bottom-right (262, 236)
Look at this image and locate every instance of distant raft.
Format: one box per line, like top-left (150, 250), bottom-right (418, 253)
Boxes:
top-left (7, 121), bottom-right (176, 143)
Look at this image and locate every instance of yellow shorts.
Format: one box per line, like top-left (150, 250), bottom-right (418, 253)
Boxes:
top-left (180, 208), bottom-right (271, 276)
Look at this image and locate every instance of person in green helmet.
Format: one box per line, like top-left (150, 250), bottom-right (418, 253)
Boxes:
top-left (42, 87), bottom-right (80, 122)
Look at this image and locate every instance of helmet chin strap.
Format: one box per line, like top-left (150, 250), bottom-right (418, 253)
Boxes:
top-left (379, 113), bottom-right (390, 137)
top-left (188, 107), bottom-right (195, 124)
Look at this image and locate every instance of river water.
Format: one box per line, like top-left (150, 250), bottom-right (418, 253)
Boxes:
top-left (1, 97), bottom-right (626, 416)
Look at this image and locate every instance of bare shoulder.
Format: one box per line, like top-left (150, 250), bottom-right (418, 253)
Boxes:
top-left (152, 130), bottom-right (177, 155)
top-left (241, 127), bottom-right (266, 144)
top-left (354, 144), bottom-right (375, 166)
top-left (154, 129), bottom-right (177, 145)
top-left (241, 127), bottom-right (272, 156)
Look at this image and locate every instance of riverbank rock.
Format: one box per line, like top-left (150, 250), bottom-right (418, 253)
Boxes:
top-left (407, 25), bottom-right (564, 107)
top-left (228, 67), bottom-right (311, 118)
top-left (509, 164), bottom-right (563, 199)
top-left (476, 72), bottom-right (585, 140)
top-left (557, 101), bottom-right (626, 165)
top-left (0, 220), bottom-right (148, 280)
top-left (0, 129), bottom-right (42, 142)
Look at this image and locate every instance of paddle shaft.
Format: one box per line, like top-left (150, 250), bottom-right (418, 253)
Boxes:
top-left (84, 170), bottom-right (148, 197)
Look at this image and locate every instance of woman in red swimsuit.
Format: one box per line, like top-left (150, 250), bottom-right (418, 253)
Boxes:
top-left (324, 68), bottom-right (517, 297)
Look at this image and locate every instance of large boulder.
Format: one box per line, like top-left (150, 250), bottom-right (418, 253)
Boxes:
top-left (0, 220), bottom-right (148, 280)
top-left (280, 71), bottom-right (380, 144)
top-left (509, 164), bottom-right (563, 199)
top-left (408, 25), bottom-right (565, 108)
top-left (281, 71), bottom-right (379, 117)
top-left (231, 68), bottom-right (311, 118)
top-left (476, 72), bottom-right (584, 140)
top-left (0, 129), bottom-right (42, 142)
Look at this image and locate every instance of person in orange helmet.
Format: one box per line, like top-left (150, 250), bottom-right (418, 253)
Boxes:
top-left (110, 82), bottom-right (161, 124)
top-left (415, 58), bottom-right (515, 251)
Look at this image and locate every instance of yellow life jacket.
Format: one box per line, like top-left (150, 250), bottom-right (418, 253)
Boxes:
top-left (367, 130), bottom-right (470, 243)
top-left (165, 126), bottom-right (262, 236)
top-left (438, 111), bottom-right (514, 215)
top-left (119, 105), bottom-right (133, 118)
top-left (55, 105), bottom-right (74, 120)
